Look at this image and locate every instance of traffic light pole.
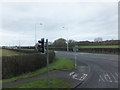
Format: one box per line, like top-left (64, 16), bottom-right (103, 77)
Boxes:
top-left (38, 38), bottom-right (50, 85)
top-left (46, 39), bottom-right (50, 85)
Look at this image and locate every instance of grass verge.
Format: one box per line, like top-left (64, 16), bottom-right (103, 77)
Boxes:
top-left (8, 78), bottom-right (71, 88)
top-left (2, 57), bottom-right (75, 84)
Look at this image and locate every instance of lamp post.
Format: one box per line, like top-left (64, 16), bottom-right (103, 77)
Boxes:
top-left (62, 26), bottom-right (69, 52)
top-left (66, 40), bottom-right (69, 52)
top-left (35, 24), bottom-right (37, 45)
top-left (18, 32), bottom-right (22, 49)
top-left (35, 23), bottom-right (43, 45)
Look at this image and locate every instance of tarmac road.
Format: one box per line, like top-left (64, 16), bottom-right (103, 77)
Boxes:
top-left (55, 51), bottom-right (119, 88)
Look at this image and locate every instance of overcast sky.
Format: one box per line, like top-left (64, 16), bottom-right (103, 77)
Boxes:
top-left (0, 1), bottom-right (118, 46)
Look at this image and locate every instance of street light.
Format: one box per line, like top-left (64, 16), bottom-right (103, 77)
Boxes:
top-left (18, 32), bottom-right (23, 49)
top-left (62, 26), bottom-right (69, 52)
top-left (35, 24), bottom-right (37, 45)
top-left (35, 23), bottom-right (43, 45)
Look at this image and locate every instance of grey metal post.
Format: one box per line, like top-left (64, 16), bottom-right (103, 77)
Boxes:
top-left (46, 39), bottom-right (50, 85)
top-left (73, 46), bottom-right (78, 69)
top-left (74, 49), bottom-right (77, 69)
top-left (35, 24), bottom-right (37, 45)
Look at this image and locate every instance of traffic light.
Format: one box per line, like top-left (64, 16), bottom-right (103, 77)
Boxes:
top-left (38, 38), bottom-right (45, 53)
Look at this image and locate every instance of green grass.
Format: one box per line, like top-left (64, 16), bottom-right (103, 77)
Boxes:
top-left (1, 49), bottom-right (23, 56)
top-left (49, 57), bottom-right (75, 70)
top-left (79, 45), bottom-right (119, 48)
top-left (2, 57), bottom-right (75, 84)
top-left (9, 78), bottom-right (70, 88)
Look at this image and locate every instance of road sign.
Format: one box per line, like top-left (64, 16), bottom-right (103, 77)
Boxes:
top-left (73, 45), bottom-right (78, 52)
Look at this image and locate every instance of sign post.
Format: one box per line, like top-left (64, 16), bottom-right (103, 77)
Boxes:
top-left (73, 45), bottom-right (78, 69)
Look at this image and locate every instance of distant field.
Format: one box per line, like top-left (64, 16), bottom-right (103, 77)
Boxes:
top-left (79, 45), bottom-right (119, 48)
top-left (0, 49), bottom-right (22, 56)
top-left (21, 49), bottom-right (34, 51)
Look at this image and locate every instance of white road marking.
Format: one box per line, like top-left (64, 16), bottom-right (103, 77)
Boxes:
top-left (79, 73), bottom-right (87, 81)
top-left (69, 72), bottom-right (88, 81)
top-left (72, 74), bottom-right (78, 80)
top-left (69, 72), bottom-right (75, 76)
top-left (99, 75), bottom-right (105, 82)
top-left (110, 73), bottom-right (118, 83)
top-left (115, 73), bottom-right (118, 77)
top-left (82, 74), bottom-right (87, 80)
top-left (104, 73), bottom-right (112, 82)
top-left (99, 72), bottom-right (119, 83)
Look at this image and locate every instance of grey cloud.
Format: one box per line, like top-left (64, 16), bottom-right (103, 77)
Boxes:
top-left (0, 2), bottom-right (118, 46)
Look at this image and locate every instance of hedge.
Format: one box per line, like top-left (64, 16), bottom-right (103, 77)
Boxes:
top-left (78, 48), bottom-right (120, 54)
top-left (2, 51), bottom-right (55, 79)
top-left (49, 47), bottom-right (120, 54)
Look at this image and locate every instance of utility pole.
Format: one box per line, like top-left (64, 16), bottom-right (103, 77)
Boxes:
top-left (62, 26), bottom-right (69, 52)
top-left (19, 33), bottom-right (21, 49)
top-left (35, 24), bottom-right (37, 45)
top-left (35, 23), bottom-right (43, 48)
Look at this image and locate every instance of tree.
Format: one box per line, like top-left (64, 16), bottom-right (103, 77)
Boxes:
top-left (53, 38), bottom-right (66, 47)
top-left (94, 37), bottom-right (103, 42)
top-left (68, 39), bottom-right (76, 47)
